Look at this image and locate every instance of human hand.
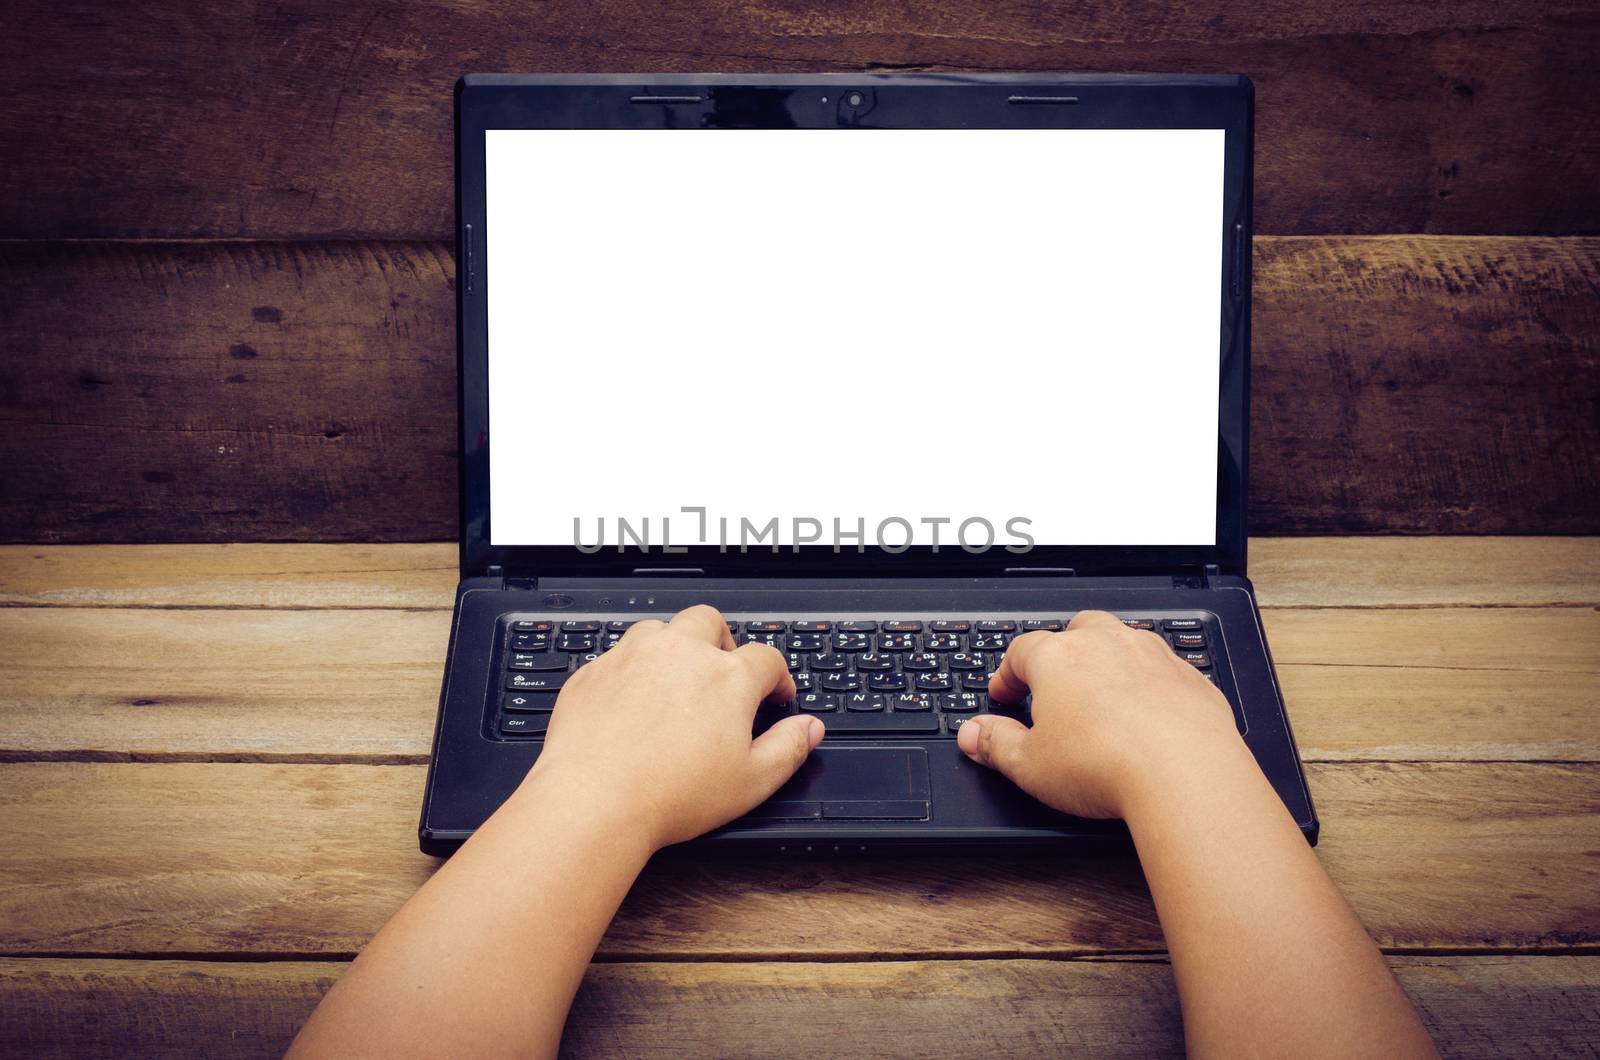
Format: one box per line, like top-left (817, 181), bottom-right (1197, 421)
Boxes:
top-left (956, 610), bottom-right (1245, 819)
top-left (519, 605), bottom-right (824, 851)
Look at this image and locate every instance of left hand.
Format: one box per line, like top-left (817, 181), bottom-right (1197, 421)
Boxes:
top-left (520, 604), bottom-right (824, 850)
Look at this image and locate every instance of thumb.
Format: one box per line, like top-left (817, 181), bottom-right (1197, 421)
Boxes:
top-left (746, 714), bottom-right (824, 801)
top-left (957, 714), bottom-right (1034, 784)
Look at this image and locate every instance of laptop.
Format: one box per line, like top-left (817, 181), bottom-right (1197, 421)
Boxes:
top-left (418, 72), bottom-right (1318, 855)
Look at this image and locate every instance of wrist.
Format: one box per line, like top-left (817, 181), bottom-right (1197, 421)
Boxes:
top-left (503, 761), bottom-right (660, 865)
top-left (1115, 724), bottom-right (1259, 829)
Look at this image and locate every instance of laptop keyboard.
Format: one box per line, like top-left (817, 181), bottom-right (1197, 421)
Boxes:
top-left (491, 613), bottom-right (1234, 740)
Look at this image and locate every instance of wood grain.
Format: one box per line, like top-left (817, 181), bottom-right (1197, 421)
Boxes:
top-left (3, 237), bottom-right (1597, 542)
top-left (3, 955), bottom-right (1597, 1059)
top-left (1, 2), bottom-right (1598, 237)
top-left (4, 538), bottom-right (1597, 610)
top-left (0, 603), bottom-right (1594, 763)
top-left (0, 761), bottom-right (1594, 959)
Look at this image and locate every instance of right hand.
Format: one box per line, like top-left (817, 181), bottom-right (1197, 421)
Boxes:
top-left (956, 610), bottom-right (1245, 819)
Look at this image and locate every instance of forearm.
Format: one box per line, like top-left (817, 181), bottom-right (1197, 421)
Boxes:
top-left (289, 767), bottom-right (653, 1059)
top-left (1124, 737), bottom-right (1435, 1059)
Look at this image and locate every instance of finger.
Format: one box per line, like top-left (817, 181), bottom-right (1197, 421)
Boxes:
top-left (746, 714), bottom-right (825, 801)
top-left (667, 604), bottom-right (734, 650)
top-left (1066, 609), bottom-right (1124, 632)
top-left (956, 714), bottom-right (1032, 782)
top-left (730, 642), bottom-right (797, 705)
top-left (618, 618), bottom-right (666, 644)
top-left (989, 630), bottom-right (1054, 703)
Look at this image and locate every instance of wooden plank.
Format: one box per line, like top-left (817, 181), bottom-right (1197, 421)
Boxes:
top-left (3, 538), bottom-right (1597, 610)
top-left (2, 238), bottom-right (1597, 542)
top-left (1, 3), bottom-right (1598, 237)
top-left (1251, 237), bottom-right (1600, 535)
top-left (3, 955), bottom-right (1597, 1059)
top-left (0, 242), bottom-right (458, 543)
top-left (1248, 537), bottom-right (1600, 609)
top-left (0, 761), bottom-right (1594, 958)
top-left (1, 605), bottom-right (1594, 762)
top-left (0, 543), bottom-right (458, 610)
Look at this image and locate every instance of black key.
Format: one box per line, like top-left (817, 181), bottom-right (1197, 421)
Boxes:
top-left (519, 636), bottom-right (555, 654)
top-left (891, 692), bottom-right (936, 712)
top-left (797, 692), bottom-right (838, 713)
top-left (601, 632), bottom-right (624, 651)
top-left (785, 653), bottom-right (806, 673)
top-left (502, 692), bottom-right (557, 713)
top-left (833, 632), bottom-right (872, 652)
top-left (821, 713), bottom-right (940, 735)
top-left (1163, 618), bottom-right (1204, 631)
top-left (1121, 618), bottom-right (1157, 631)
top-left (557, 632), bottom-right (596, 652)
top-left (948, 652), bottom-right (986, 671)
top-left (561, 620), bottom-right (601, 632)
top-left (607, 620), bottom-right (636, 632)
top-left (926, 632), bottom-right (963, 651)
top-left (507, 652), bottom-right (568, 672)
top-left (877, 632), bottom-right (916, 652)
top-left (792, 671), bottom-right (815, 692)
top-left (1179, 651), bottom-right (1212, 668)
top-left (1172, 632), bottom-right (1208, 650)
top-left (573, 651), bottom-right (601, 668)
top-left (1022, 619), bottom-right (1063, 632)
top-left (791, 620), bottom-right (831, 632)
top-left (507, 671), bottom-right (569, 692)
top-left (972, 633), bottom-right (1009, 651)
top-left (960, 670), bottom-right (993, 691)
top-left (883, 620), bottom-right (923, 632)
top-left (940, 692), bottom-right (981, 713)
top-left (902, 653), bottom-right (939, 672)
top-left (854, 652), bottom-right (895, 672)
top-left (915, 671), bottom-right (953, 692)
top-left (746, 620), bottom-right (787, 633)
top-left (511, 620), bottom-right (554, 633)
top-left (821, 672), bottom-right (862, 692)
top-left (839, 620), bottom-right (879, 632)
top-left (844, 692), bottom-right (887, 712)
top-left (787, 632), bottom-right (825, 653)
top-left (868, 672), bottom-right (908, 692)
top-left (740, 631), bottom-right (784, 648)
top-left (946, 715), bottom-right (972, 735)
top-left (499, 713), bottom-right (550, 737)
top-left (810, 653), bottom-right (850, 672)
top-left (976, 620), bottom-right (1017, 632)
top-left (931, 620), bottom-right (970, 633)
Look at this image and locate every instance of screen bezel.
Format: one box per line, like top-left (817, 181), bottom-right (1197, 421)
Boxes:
top-left (456, 73), bottom-right (1252, 578)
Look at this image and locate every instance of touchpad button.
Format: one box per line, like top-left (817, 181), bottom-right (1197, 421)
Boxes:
top-left (769, 747), bottom-right (930, 821)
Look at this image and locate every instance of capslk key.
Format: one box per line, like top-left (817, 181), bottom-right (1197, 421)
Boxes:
top-left (507, 671), bottom-right (569, 692)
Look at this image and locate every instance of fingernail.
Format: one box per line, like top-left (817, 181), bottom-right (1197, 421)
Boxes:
top-left (804, 715), bottom-right (825, 747)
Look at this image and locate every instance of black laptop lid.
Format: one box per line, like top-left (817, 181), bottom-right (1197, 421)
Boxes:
top-left (455, 73), bottom-right (1252, 579)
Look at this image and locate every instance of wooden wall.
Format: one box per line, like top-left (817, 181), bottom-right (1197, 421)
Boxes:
top-left (1, 1), bottom-right (1597, 542)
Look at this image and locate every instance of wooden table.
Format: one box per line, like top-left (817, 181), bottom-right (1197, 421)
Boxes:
top-left (1, 538), bottom-right (1596, 1057)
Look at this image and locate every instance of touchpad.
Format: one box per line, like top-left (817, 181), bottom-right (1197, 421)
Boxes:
top-left (742, 747), bottom-right (930, 821)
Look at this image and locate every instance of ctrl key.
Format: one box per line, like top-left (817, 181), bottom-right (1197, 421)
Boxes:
top-left (499, 713), bottom-right (550, 738)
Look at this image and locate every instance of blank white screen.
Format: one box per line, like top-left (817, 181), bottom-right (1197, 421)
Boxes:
top-left (486, 128), bottom-right (1224, 547)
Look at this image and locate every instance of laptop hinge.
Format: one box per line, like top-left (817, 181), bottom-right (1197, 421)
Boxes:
top-left (1003, 566), bottom-right (1076, 576)
top-left (631, 568), bottom-right (709, 576)
top-left (485, 564), bottom-right (506, 588)
top-left (1174, 563), bottom-right (1223, 589)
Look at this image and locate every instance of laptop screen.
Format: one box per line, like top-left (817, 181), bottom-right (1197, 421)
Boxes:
top-left (484, 128), bottom-right (1225, 551)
